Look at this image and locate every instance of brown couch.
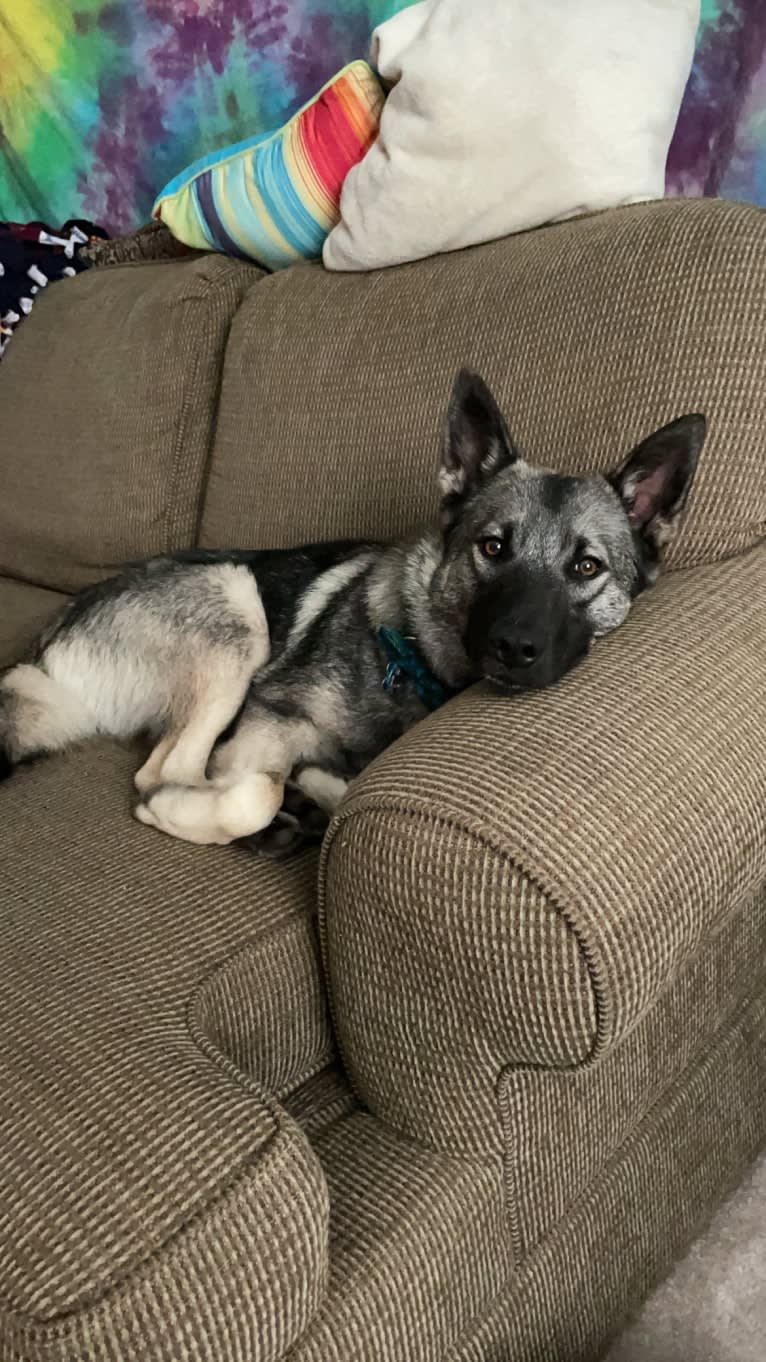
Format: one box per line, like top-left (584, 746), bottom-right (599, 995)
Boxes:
top-left (1, 197), bottom-right (764, 1362)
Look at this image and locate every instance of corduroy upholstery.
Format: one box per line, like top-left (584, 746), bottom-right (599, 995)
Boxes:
top-left (1, 197), bottom-right (765, 1362)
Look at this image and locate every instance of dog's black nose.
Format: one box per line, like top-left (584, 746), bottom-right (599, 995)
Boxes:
top-left (493, 636), bottom-right (538, 668)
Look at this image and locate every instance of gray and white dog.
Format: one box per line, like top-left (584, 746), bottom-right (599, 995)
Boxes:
top-left (0, 370), bottom-right (705, 852)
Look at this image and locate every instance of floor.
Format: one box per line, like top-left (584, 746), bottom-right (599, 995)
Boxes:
top-left (605, 1150), bottom-right (766, 1362)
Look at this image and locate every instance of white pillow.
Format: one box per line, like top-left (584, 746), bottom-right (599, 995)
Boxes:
top-left (323, 0), bottom-right (699, 272)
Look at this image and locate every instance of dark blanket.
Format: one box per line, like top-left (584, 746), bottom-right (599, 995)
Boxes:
top-left (0, 219), bottom-right (108, 360)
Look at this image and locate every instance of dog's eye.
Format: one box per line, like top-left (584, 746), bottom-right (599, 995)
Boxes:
top-left (479, 536), bottom-right (505, 560)
top-left (574, 555), bottom-right (603, 579)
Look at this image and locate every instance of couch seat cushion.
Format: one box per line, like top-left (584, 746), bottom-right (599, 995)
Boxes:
top-left (0, 740), bottom-right (329, 1361)
top-left (291, 1111), bottom-right (512, 1361)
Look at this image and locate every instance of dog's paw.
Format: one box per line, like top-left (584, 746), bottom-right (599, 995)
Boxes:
top-left (134, 798), bottom-right (159, 828)
top-left (215, 772), bottom-right (284, 840)
top-left (242, 782), bottom-right (330, 858)
top-left (134, 772), bottom-right (284, 846)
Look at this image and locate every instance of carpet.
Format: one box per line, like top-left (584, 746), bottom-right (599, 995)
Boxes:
top-left (605, 1149), bottom-right (766, 1362)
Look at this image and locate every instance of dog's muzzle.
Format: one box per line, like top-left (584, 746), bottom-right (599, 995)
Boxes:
top-left (466, 576), bottom-right (591, 692)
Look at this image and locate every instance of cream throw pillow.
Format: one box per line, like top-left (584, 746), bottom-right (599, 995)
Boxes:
top-left (323, 0), bottom-right (699, 272)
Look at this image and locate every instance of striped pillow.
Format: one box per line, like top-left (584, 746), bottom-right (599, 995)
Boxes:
top-left (153, 61), bottom-right (384, 271)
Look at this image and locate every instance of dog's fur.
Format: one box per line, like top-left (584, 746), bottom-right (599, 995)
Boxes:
top-left (0, 371), bottom-right (705, 851)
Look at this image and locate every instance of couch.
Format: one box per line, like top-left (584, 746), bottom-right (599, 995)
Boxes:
top-left (1, 197), bottom-right (764, 1362)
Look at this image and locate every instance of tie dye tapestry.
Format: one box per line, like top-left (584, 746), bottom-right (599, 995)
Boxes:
top-left (1, 0), bottom-right (765, 238)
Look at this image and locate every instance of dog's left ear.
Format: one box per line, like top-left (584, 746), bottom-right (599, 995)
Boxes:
top-left (608, 413), bottom-right (706, 550)
top-left (440, 369), bottom-right (520, 502)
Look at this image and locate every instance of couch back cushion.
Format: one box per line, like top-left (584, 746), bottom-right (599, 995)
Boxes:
top-left (0, 256), bottom-right (258, 591)
top-left (201, 197), bottom-right (766, 571)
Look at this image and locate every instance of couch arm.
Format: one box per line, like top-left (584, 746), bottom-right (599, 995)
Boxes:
top-left (320, 544), bottom-right (766, 1156)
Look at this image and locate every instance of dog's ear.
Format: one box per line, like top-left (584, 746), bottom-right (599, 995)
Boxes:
top-left (440, 369), bottom-right (520, 502)
top-left (608, 413), bottom-right (706, 551)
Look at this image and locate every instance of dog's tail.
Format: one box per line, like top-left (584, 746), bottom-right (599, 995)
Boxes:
top-left (0, 663), bottom-right (95, 781)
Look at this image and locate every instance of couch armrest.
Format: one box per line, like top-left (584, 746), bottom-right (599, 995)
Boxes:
top-left (320, 544), bottom-right (766, 1156)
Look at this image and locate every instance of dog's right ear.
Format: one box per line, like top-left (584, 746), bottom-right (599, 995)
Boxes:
top-left (439, 369), bottom-right (520, 503)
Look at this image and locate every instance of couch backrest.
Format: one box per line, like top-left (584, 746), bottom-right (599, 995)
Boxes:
top-left (2, 198), bottom-right (763, 596)
top-left (0, 255), bottom-right (258, 592)
top-left (200, 197), bottom-right (766, 572)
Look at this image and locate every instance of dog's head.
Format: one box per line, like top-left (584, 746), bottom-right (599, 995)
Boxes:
top-left (428, 369), bottom-right (705, 692)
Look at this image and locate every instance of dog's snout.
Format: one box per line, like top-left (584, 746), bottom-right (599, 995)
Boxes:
top-left (466, 569), bottom-right (592, 692)
top-left (492, 633), bottom-right (538, 668)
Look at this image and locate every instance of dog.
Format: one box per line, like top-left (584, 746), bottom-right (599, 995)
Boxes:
top-left (0, 369), bottom-right (705, 852)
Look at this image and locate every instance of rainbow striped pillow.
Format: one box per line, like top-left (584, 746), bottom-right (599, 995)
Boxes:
top-left (153, 61), bottom-right (384, 271)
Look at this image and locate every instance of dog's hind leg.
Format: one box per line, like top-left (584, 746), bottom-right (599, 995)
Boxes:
top-left (134, 735), bottom-right (176, 797)
top-left (0, 663), bottom-right (95, 778)
top-left (133, 703), bottom-right (234, 797)
top-left (134, 770), bottom-right (284, 845)
top-left (134, 700), bottom-right (313, 845)
top-left (134, 655), bottom-right (253, 796)
top-left (158, 695), bottom-right (245, 789)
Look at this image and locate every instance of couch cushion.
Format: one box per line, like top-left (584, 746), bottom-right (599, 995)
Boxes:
top-left (0, 741), bottom-right (329, 1361)
top-left (323, 0), bottom-right (697, 271)
top-left (154, 60), bottom-right (384, 270)
top-left (0, 576), bottom-right (69, 668)
top-left (291, 1112), bottom-right (512, 1361)
top-left (0, 256), bottom-right (260, 593)
top-left (201, 197), bottom-right (766, 571)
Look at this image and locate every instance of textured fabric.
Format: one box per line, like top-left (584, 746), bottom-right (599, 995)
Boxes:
top-left (203, 198), bottom-right (766, 572)
top-left (324, 814), bottom-right (592, 1155)
top-left (448, 982), bottom-right (766, 1362)
top-left (155, 62), bottom-right (383, 270)
top-left (0, 253), bottom-right (259, 592)
top-left (503, 885), bottom-right (766, 1259)
top-left (324, 0), bottom-right (697, 271)
top-left (282, 1063), bottom-right (357, 1141)
top-left (0, 741), bottom-right (329, 1361)
top-left (321, 544), bottom-right (766, 1154)
top-left (0, 576), bottom-right (69, 668)
top-left (193, 914), bottom-right (334, 1103)
top-left (82, 220), bottom-right (197, 268)
top-left (3, 188), bottom-right (766, 1362)
top-left (292, 1112), bottom-right (512, 1361)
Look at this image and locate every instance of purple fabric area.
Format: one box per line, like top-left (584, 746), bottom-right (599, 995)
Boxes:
top-left (668, 1), bottom-right (766, 202)
top-left (1, 3), bottom-right (765, 238)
